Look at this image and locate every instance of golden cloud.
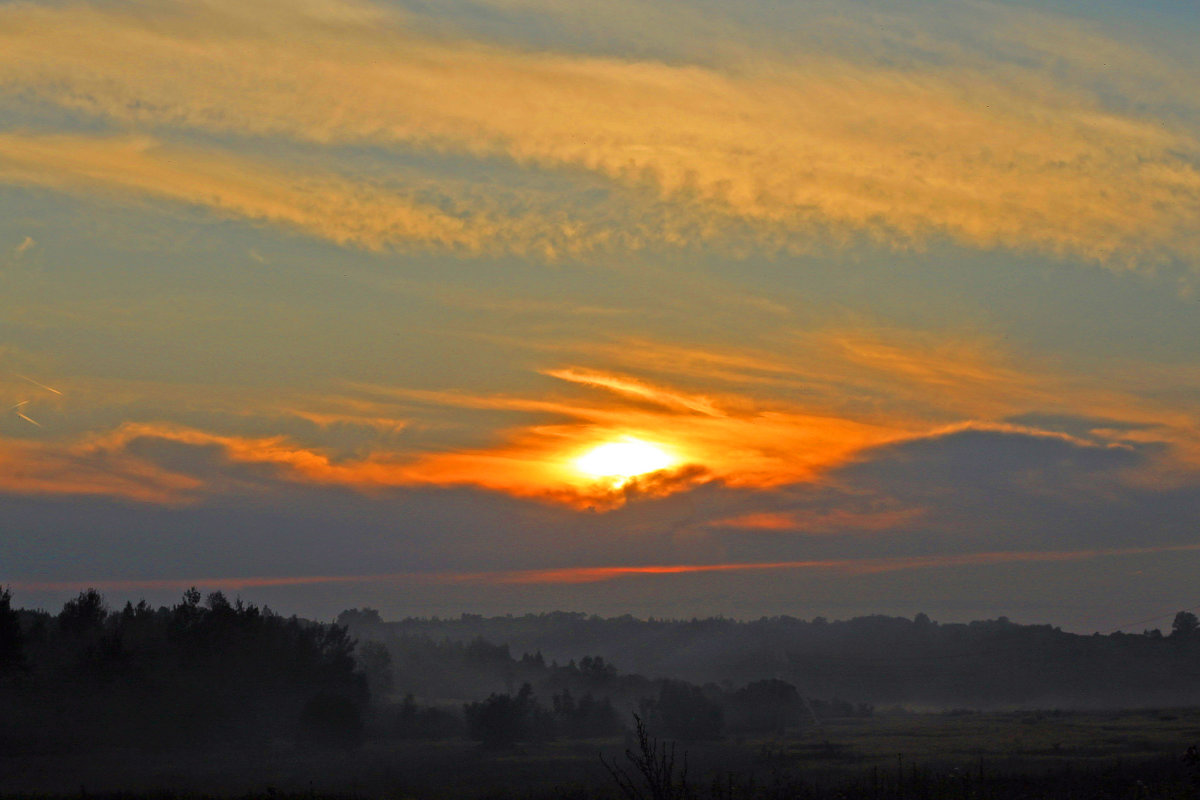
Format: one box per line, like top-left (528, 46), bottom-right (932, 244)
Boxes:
top-left (0, 133), bottom-right (626, 256)
top-left (0, 0), bottom-right (1197, 262)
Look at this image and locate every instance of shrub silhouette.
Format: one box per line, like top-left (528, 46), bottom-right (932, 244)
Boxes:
top-left (602, 713), bottom-right (692, 800)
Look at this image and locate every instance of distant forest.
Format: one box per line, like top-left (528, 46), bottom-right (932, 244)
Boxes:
top-left (342, 607), bottom-right (1200, 714)
top-left (4, 586), bottom-right (1200, 755)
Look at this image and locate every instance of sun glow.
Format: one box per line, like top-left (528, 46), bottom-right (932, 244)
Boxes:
top-left (574, 437), bottom-right (675, 485)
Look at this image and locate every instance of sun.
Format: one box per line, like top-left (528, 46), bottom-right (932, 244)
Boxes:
top-left (574, 437), bottom-right (675, 485)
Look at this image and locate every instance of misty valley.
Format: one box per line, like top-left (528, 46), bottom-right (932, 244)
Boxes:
top-left (4, 588), bottom-right (1200, 799)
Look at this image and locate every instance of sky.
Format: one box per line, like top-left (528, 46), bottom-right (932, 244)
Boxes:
top-left (2, 0), bottom-right (1199, 631)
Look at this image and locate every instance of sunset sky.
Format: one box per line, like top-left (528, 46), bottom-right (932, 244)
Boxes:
top-left (2, 0), bottom-right (1199, 630)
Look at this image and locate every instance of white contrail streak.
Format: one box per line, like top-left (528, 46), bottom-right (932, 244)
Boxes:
top-left (16, 374), bottom-right (63, 395)
top-left (10, 399), bottom-right (40, 427)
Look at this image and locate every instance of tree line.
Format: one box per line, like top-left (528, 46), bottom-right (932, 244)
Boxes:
top-left (1, 588), bottom-right (878, 754)
top-left (8, 588), bottom-right (1200, 757)
top-left (1, 586), bottom-right (366, 753)
top-left (347, 608), bottom-right (1200, 708)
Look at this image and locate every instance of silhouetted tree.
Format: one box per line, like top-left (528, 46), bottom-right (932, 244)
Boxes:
top-left (0, 587), bottom-right (371, 750)
top-left (465, 637), bottom-right (511, 666)
top-left (643, 680), bottom-right (723, 741)
top-left (521, 650), bottom-right (546, 668)
top-left (579, 654), bottom-right (618, 682)
top-left (552, 688), bottom-right (621, 738)
top-left (388, 693), bottom-right (465, 739)
top-left (357, 640), bottom-right (394, 696)
top-left (0, 587), bottom-right (22, 673)
top-left (466, 691), bottom-right (526, 747)
top-left (464, 682), bottom-right (550, 746)
top-left (1172, 611), bottom-right (1199, 638)
top-left (337, 608), bottom-right (383, 627)
top-left (58, 588), bottom-right (107, 636)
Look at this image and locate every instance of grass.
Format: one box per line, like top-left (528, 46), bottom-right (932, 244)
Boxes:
top-left (4, 709), bottom-right (1200, 798)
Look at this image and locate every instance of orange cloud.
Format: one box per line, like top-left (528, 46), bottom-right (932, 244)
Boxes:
top-left (0, 385), bottom-right (902, 507)
top-left (3, 322), bottom-right (1197, 508)
top-left (707, 512), bottom-right (798, 531)
top-left (0, 434), bottom-right (201, 504)
top-left (0, 421), bottom-right (659, 507)
top-left (478, 543), bottom-right (1200, 584)
top-left (555, 331), bottom-right (1200, 458)
top-left (342, 372), bottom-right (913, 501)
top-left (0, 421), bottom-right (412, 504)
top-left (709, 507), bottom-right (925, 533)
top-left (397, 402), bottom-right (904, 501)
top-left (368, 330), bottom-right (1200, 504)
top-left (516, 332), bottom-right (1056, 424)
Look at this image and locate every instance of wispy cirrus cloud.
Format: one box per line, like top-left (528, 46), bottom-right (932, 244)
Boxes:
top-left (0, 0), bottom-right (1197, 263)
top-left (14, 542), bottom-right (1200, 594)
top-left (0, 133), bottom-right (656, 257)
top-left (543, 368), bottom-right (726, 417)
top-left (485, 544), bottom-right (1200, 585)
top-left (12, 236), bottom-right (35, 258)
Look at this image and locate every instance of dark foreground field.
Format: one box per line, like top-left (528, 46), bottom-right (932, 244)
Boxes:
top-left (5, 708), bottom-right (1200, 800)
